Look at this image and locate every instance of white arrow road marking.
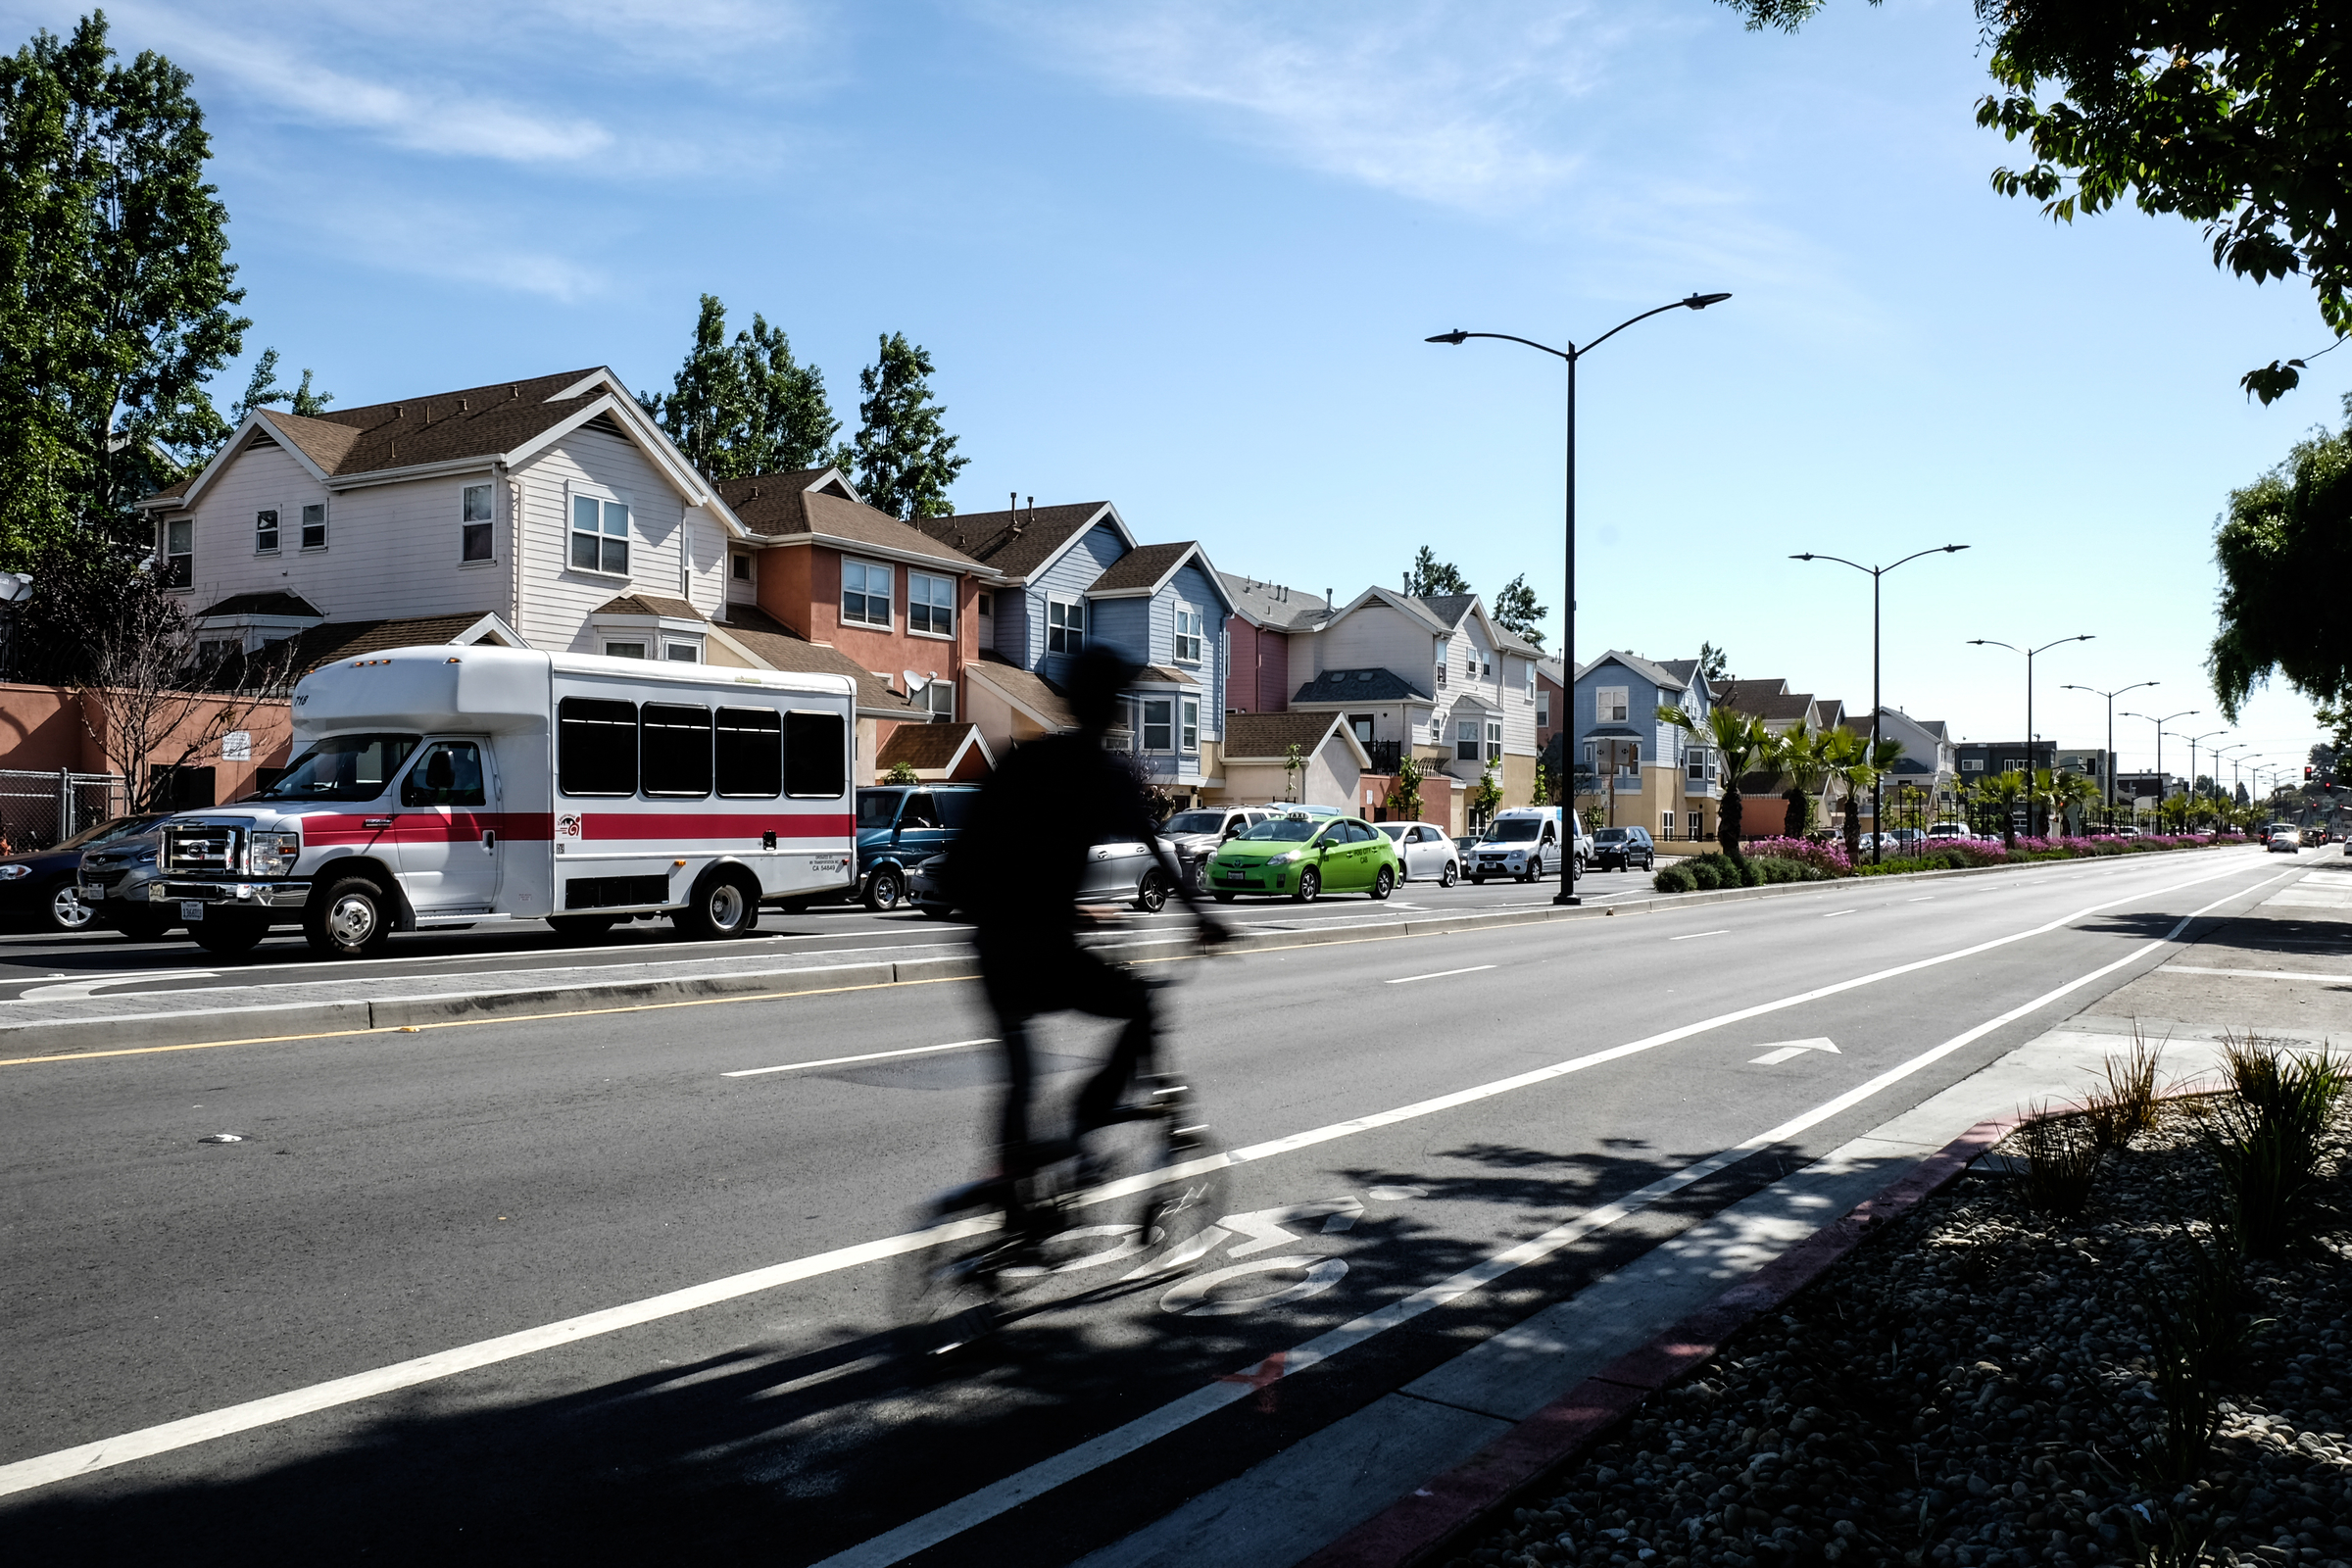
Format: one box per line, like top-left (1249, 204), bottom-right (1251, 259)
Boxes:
top-left (13, 970), bottom-right (218, 1002)
top-left (1749, 1038), bottom-right (1840, 1065)
top-left (1216, 1199), bottom-right (1366, 1257)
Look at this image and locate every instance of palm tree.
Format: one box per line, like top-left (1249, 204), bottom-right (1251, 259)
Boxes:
top-left (1822, 731), bottom-right (1904, 860)
top-left (1982, 768), bottom-right (2028, 850)
top-left (1661, 705), bottom-right (1775, 860)
top-left (2046, 768), bottom-right (2096, 837)
top-left (1775, 722), bottom-right (1827, 838)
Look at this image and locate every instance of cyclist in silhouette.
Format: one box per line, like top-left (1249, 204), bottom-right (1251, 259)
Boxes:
top-left (945, 645), bottom-right (1228, 1223)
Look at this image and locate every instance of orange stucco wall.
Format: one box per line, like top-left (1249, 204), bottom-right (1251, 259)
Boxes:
top-left (0, 682), bottom-right (293, 802)
top-left (752, 543), bottom-right (976, 704)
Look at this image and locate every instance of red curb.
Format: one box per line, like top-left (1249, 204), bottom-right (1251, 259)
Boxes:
top-left (1295, 1113), bottom-right (2030, 1568)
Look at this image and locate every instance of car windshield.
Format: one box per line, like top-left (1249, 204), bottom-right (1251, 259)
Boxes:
top-left (1238, 819), bottom-right (1317, 843)
top-left (252, 734), bottom-right (420, 802)
top-left (1164, 811), bottom-right (1229, 835)
top-left (1593, 828), bottom-right (1629, 843)
top-left (855, 791), bottom-right (905, 828)
top-left (1377, 823), bottom-right (1409, 840)
top-left (45, 815), bottom-right (162, 854)
top-left (1484, 819), bottom-right (1541, 842)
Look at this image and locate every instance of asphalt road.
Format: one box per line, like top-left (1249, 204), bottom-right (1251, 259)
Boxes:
top-left (0, 847), bottom-right (2307, 1565)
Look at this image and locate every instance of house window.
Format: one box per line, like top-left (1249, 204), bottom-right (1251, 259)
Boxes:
top-left (1456, 718), bottom-right (1480, 761)
top-left (462, 484), bottom-right (493, 562)
top-left (1182, 696), bottom-right (1200, 753)
top-left (1348, 713), bottom-right (1375, 744)
top-left (255, 509), bottom-right (279, 554)
top-left (924, 680), bottom-right (955, 721)
top-left (1596, 686), bottom-right (1629, 722)
top-left (301, 502), bottom-right (327, 551)
top-left (843, 559), bottom-right (892, 627)
top-left (908, 570), bottom-right (956, 637)
top-left (1143, 698), bottom-right (1173, 751)
top-left (1537, 694), bottom-right (1551, 728)
top-left (1662, 811), bottom-right (1676, 834)
top-left (165, 518), bottom-right (192, 588)
top-left (730, 553), bottom-right (751, 581)
top-left (664, 642), bottom-right (700, 662)
top-left (1486, 720), bottom-right (1502, 761)
top-left (1687, 748), bottom-right (1712, 781)
top-left (1464, 652), bottom-right (1477, 677)
top-left (978, 591), bottom-right (993, 616)
top-left (1174, 603), bottom-right (1202, 663)
top-left (1435, 662), bottom-right (1447, 689)
top-left (604, 641), bottom-right (646, 659)
top-left (1963, 758), bottom-right (1984, 771)
top-left (570, 494), bottom-right (630, 574)
top-left (1048, 595), bottom-right (1085, 654)
top-left (1525, 663), bottom-right (1536, 701)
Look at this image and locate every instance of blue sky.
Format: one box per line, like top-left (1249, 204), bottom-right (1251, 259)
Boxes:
top-left (17, 0), bottom-right (2337, 780)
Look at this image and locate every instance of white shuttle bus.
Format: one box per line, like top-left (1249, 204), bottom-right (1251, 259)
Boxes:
top-left (148, 645), bottom-right (858, 958)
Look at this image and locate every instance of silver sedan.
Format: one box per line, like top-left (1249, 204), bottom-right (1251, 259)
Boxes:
top-left (1377, 821), bottom-right (1460, 886)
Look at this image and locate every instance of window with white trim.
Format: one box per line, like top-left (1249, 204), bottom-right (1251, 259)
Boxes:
top-left (908, 569), bottom-right (955, 637)
top-left (165, 518), bottom-right (191, 588)
top-left (978, 591), bottom-right (993, 616)
top-left (1048, 595), bottom-right (1085, 654)
top-left (604, 641), bottom-right (646, 659)
top-left (1181, 696), bottom-right (1200, 753)
top-left (1525, 662), bottom-right (1536, 701)
top-left (1537, 692), bottom-right (1551, 728)
top-left (664, 642), bottom-right (700, 662)
top-left (1456, 718), bottom-right (1480, 761)
top-left (1173, 603), bottom-right (1202, 663)
top-left (730, 553), bottom-right (750, 581)
top-left (1485, 720), bottom-right (1502, 761)
top-left (1143, 698), bottom-right (1173, 752)
top-left (1687, 747), bottom-right (1713, 782)
top-left (255, 509), bottom-right (279, 554)
top-left (924, 680), bottom-right (955, 721)
top-left (462, 484), bottom-right (493, 562)
top-left (570, 494), bottom-right (630, 574)
top-left (1596, 685), bottom-right (1629, 722)
top-left (1661, 811), bottom-right (1676, 833)
top-left (300, 502), bottom-right (327, 551)
top-left (842, 558), bottom-right (892, 627)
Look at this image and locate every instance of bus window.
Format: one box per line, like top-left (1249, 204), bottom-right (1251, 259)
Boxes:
top-left (558, 698), bottom-right (637, 796)
top-left (716, 708), bottom-right (783, 798)
top-left (641, 704), bottom-right (713, 798)
top-left (784, 710), bottom-right (847, 798)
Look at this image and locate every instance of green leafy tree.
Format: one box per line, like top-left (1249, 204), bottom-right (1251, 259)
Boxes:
top-left (1982, 768), bottom-right (2029, 850)
top-left (1402, 547), bottom-right (1471, 598)
top-left (0, 13), bottom-right (250, 566)
top-left (1490, 573), bottom-right (1546, 648)
top-left (1469, 756), bottom-right (1503, 828)
top-left (639, 295), bottom-right (842, 481)
top-left (1774, 721), bottom-right (1826, 837)
top-left (850, 331), bottom-right (966, 519)
top-left (1661, 704), bottom-right (1777, 861)
top-left (1531, 760), bottom-right (1553, 808)
top-left (230, 348), bottom-right (332, 421)
top-left (1696, 641), bottom-right (1732, 688)
top-left (1283, 740), bottom-right (1306, 803)
top-left (2210, 393), bottom-right (2352, 732)
top-left (884, 760), bottom-right (918, 785)
top-left (1717, 0), bottom-right (2352, 402)
top-left (1387, 752), bottom-right (1425, 821)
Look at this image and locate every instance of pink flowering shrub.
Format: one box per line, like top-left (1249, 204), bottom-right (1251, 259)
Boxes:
top-left (1741, 836), bottom-right (1851, 876)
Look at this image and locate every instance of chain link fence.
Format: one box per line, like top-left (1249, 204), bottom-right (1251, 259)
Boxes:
top-left (0, 769), bottom-right (127, 855)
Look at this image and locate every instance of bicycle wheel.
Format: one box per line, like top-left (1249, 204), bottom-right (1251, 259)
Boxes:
top-left (895, 1179), bottom-right (1019, 1359)
top-left (1089, 1074), bottom-right (1231, 1281)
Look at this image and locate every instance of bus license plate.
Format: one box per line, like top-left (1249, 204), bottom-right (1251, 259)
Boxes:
top-left (181, 902), bottom-right (204, 921)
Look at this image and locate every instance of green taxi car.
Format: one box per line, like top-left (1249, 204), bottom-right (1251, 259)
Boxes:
top-left (1204, 812), bottom-right (1401, 903)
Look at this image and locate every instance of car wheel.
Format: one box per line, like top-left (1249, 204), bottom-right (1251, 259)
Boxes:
top-left (193, 914), bottom-right (268, 958)
top-left (1371, 865), bottom-right (1395, 901)
top-left (113, 909), bottom-right (172, 943)
top-left (1294, 867), bottom-right (1320, 903)
top-left (1440, 861), bottom-right (1458, 887)
top-left (863, 866), bottom-right (906, 912)
top-left (305, 876), bottom-right (393, 957)
top-left (1212, 891), bottom-right (1237, 904)
top-left (1135, 868), bottom-right (1169, 914)
top-left (679, 870), bottom-right (761, 940)
top-left (43, 879), bottom-right (95, 933)
top-left (1643, 853), bottom-right (1655, 870)
top-left (547, 913), bottom-right (618, 941)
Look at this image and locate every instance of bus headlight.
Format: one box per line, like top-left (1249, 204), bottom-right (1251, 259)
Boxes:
top-left (249, 831), bottom-right (302, 876)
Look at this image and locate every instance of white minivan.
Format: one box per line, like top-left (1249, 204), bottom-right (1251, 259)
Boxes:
top-left (1467, 806), bottom-right (1580, 883)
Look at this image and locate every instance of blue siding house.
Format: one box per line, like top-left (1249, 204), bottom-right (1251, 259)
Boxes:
top-left (1569, 650), bottom-right (1721, 840)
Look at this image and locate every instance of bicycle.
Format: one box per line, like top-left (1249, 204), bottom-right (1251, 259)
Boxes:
top-left (896, 1067), bottom-right (1230, 1358)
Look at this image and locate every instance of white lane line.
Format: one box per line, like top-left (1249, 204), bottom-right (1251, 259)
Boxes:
top-left (1907, 898), bottom-right (1934, 904)
top-left (814, 876), bottom-right (2271, 1568)
top-left (0, 856), bottom-right (2291, 1501)
top-left (1822, 909), bottom-right (1856, 919)
top-left (1670, 930), bottom-right (1730, 942)
top-left (1383, 965), bottom-right (1495, 985)
top-left (2163, 965), bottom-right (2352, 984)
top-left (721, 1039), bottom-right (998, 1078)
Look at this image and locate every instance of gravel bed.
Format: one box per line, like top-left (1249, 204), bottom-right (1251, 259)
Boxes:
top-left (1440, 1098), bottom-right (2352, 1568)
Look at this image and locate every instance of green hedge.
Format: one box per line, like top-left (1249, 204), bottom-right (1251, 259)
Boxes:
top-left (1651, 852), bottom-right (1833, 893)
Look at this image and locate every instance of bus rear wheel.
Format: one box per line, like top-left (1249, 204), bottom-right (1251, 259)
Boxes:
top-left (679, 870), bottom-right (760, 940)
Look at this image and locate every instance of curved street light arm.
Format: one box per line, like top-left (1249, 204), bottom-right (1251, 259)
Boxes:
top-left (1968, 638), bottom-right (2023, 655)
top-left (2030, 634), bottom-right (2096, 657)
top-left (1425, 330), bottom-right (1570, 361)
top-left (1887, 543), bottom-right (1969, 572)
top-left (1577, 299), bottom-right (1709, 360)
top-left (1789, 552), bottom-right (1872, 574)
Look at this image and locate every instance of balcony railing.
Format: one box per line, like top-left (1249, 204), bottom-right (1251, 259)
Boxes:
top-left (1362, 739), bottom-right (1402, 773)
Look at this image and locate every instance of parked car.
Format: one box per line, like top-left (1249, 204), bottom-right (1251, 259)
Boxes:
top-left (1377, 820), bottom-right (1460, 884)
top-left (1925, 821), bottom-right (1971, 841)
top-left (2265, 823), bottom-right (2301, 854)
top-left (1859, 828), bottom-right (1926, 854)
top-left (0, 813), bottom-right (172, 933)
top-left (1158, 806), bottom-right (1282, 885)
top-left (906, 833), bottom-right (1181, 918)
top-left (1591, 825), bottom-right (1655, 872)
top-left (1204, 811), bottom-right (1400, 902)
top-left (1467, 807), bottom-right (1568, 884)
top-left (75, 823), bottom-right (180, 941)
top-left (854, 785), bottom-right (983, 910)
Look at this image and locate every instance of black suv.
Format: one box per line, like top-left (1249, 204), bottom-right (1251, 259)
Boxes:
top-left (1591, 825), bottom-right (1655, 871)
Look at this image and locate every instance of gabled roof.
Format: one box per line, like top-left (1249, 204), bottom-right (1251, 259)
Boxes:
top-left (1491, 624), bottom-right (1544, 658)
top-left (591, 594), bottom-right (704, 621)
top-left (273, 612), bottom-right (522, 674)
top-left (910, 502), bottom-right (1130, 583)
top-left (1322, 584), bottom-right (1453, 638)
top-left (1715, 676), bottom-right (1818, 725)
top-left (1713, 677), bottom-right (1791, 710)
top-left (1573, 650), bottom-right (1690, 693)
top-left (140, 368), bottom-right (722, 517)
top-left (875, 721), bottom-right (995, 778)
top-left (1222, 710), bottom-right (1374, 768)
top-left (1219, 573), bottom-right (1331, 632)
top-left (1655, 659), bottom-right (1702, 687)
top-left (1291, 666), bottom-right (1433, 705)
top-left (963, 653), bottom-right (1079, 732)
top-left (195, 591), bottom-right (323, 619)
top-left (716, 471), bottom-right (983, 573)
top-left (1415, 593), bottom-right (1478, 628)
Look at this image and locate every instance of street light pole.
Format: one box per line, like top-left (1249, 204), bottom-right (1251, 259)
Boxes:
top-left (1791, 545), bottom-right (1968, 863)
top-left (2122, 708), bottom-right (2198, 820)
top-left (2060, 681), bottom-right (2156, 824)
top-left (1968, 635), bottom-right (2094, 836)
top-left (1427, 290), bottom-right (1732, 906)
top-left (2177, 729), bottom-right (2226, 824)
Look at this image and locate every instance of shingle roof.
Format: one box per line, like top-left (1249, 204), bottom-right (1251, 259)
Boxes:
top-left (1222, 710), bottom-right (1349, 761)
top-left (1416, 594), bottom-right (1477, 628)
top-left (591, 594), bottom-right (704, 619)
top-left (1136, 664), bottom-right (1197, 686)
top-left (277, 612), bottom-right (507, 673)
top-left (1577, 650), bottom-right (1689, 693)
top-left (1292, 666), bottom-right (1432, 705)
top-left (1655, 659), bottom-right (1701, 686)
top-left (1088, 542), bottom-right (1195, 594)
top-left (964, 654), bottom-right (1078, 731)
top-left (876, 721), bottom-right (985, 772)
top-left (708, 609), bottom-right (916, 715)
top-left (1492, 624), bottom-right (1544, 657)
top-left (717, 472), bottom-right (982, 567)
top-left (1219, 572), bottom-right (1330, 631)
top-left (910, 503), bottom-right (1114, 580)
top-left (196, 591), bottom-right (323, 618)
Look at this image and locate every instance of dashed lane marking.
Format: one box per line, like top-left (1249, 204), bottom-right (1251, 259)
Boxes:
top-left (722, 1039), bottom-right (999, 1078)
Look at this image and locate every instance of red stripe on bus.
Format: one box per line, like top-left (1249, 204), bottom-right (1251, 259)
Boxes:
top-left (580, 813), bottom-right (856, 841)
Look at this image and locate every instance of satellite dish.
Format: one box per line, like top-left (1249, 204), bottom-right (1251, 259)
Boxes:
top-left (902, 669), bottom-right (928, 692)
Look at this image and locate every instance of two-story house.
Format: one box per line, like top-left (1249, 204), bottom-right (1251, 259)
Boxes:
top-left (1218, 574), bottom-right (1332, 714)
top-left (1570, 652), bottom-right (1719, 840)
top-left (912, 501), bottom-right (1235, 807)
top-left (1873, 707), bottom-right (1959, 831)
top-left (133, 369), bottom-right (1002, 782)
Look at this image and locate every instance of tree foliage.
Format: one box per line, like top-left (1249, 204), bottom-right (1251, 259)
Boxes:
top-left (1403, 547), bottom-right (1471, 598)
top-left (1697, 640), bottom-right (1733, 687)
top-left (1662, 704), bottom-right (1777, 860)
top-left (1490, 572), bottom-right (1546, 648)
top-left (1717, 0), bottom-right (2352, 402)
top-left (2208, 392), bottom-right (2352, 729)
top-left (639, 294), bottom-right (844, 481)
top-left (230, 347), bottom-right (332, 421)
top-left (0, 12), bottom-right (249, 565)
top-left (850, 331), bottom-right (966, 520)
